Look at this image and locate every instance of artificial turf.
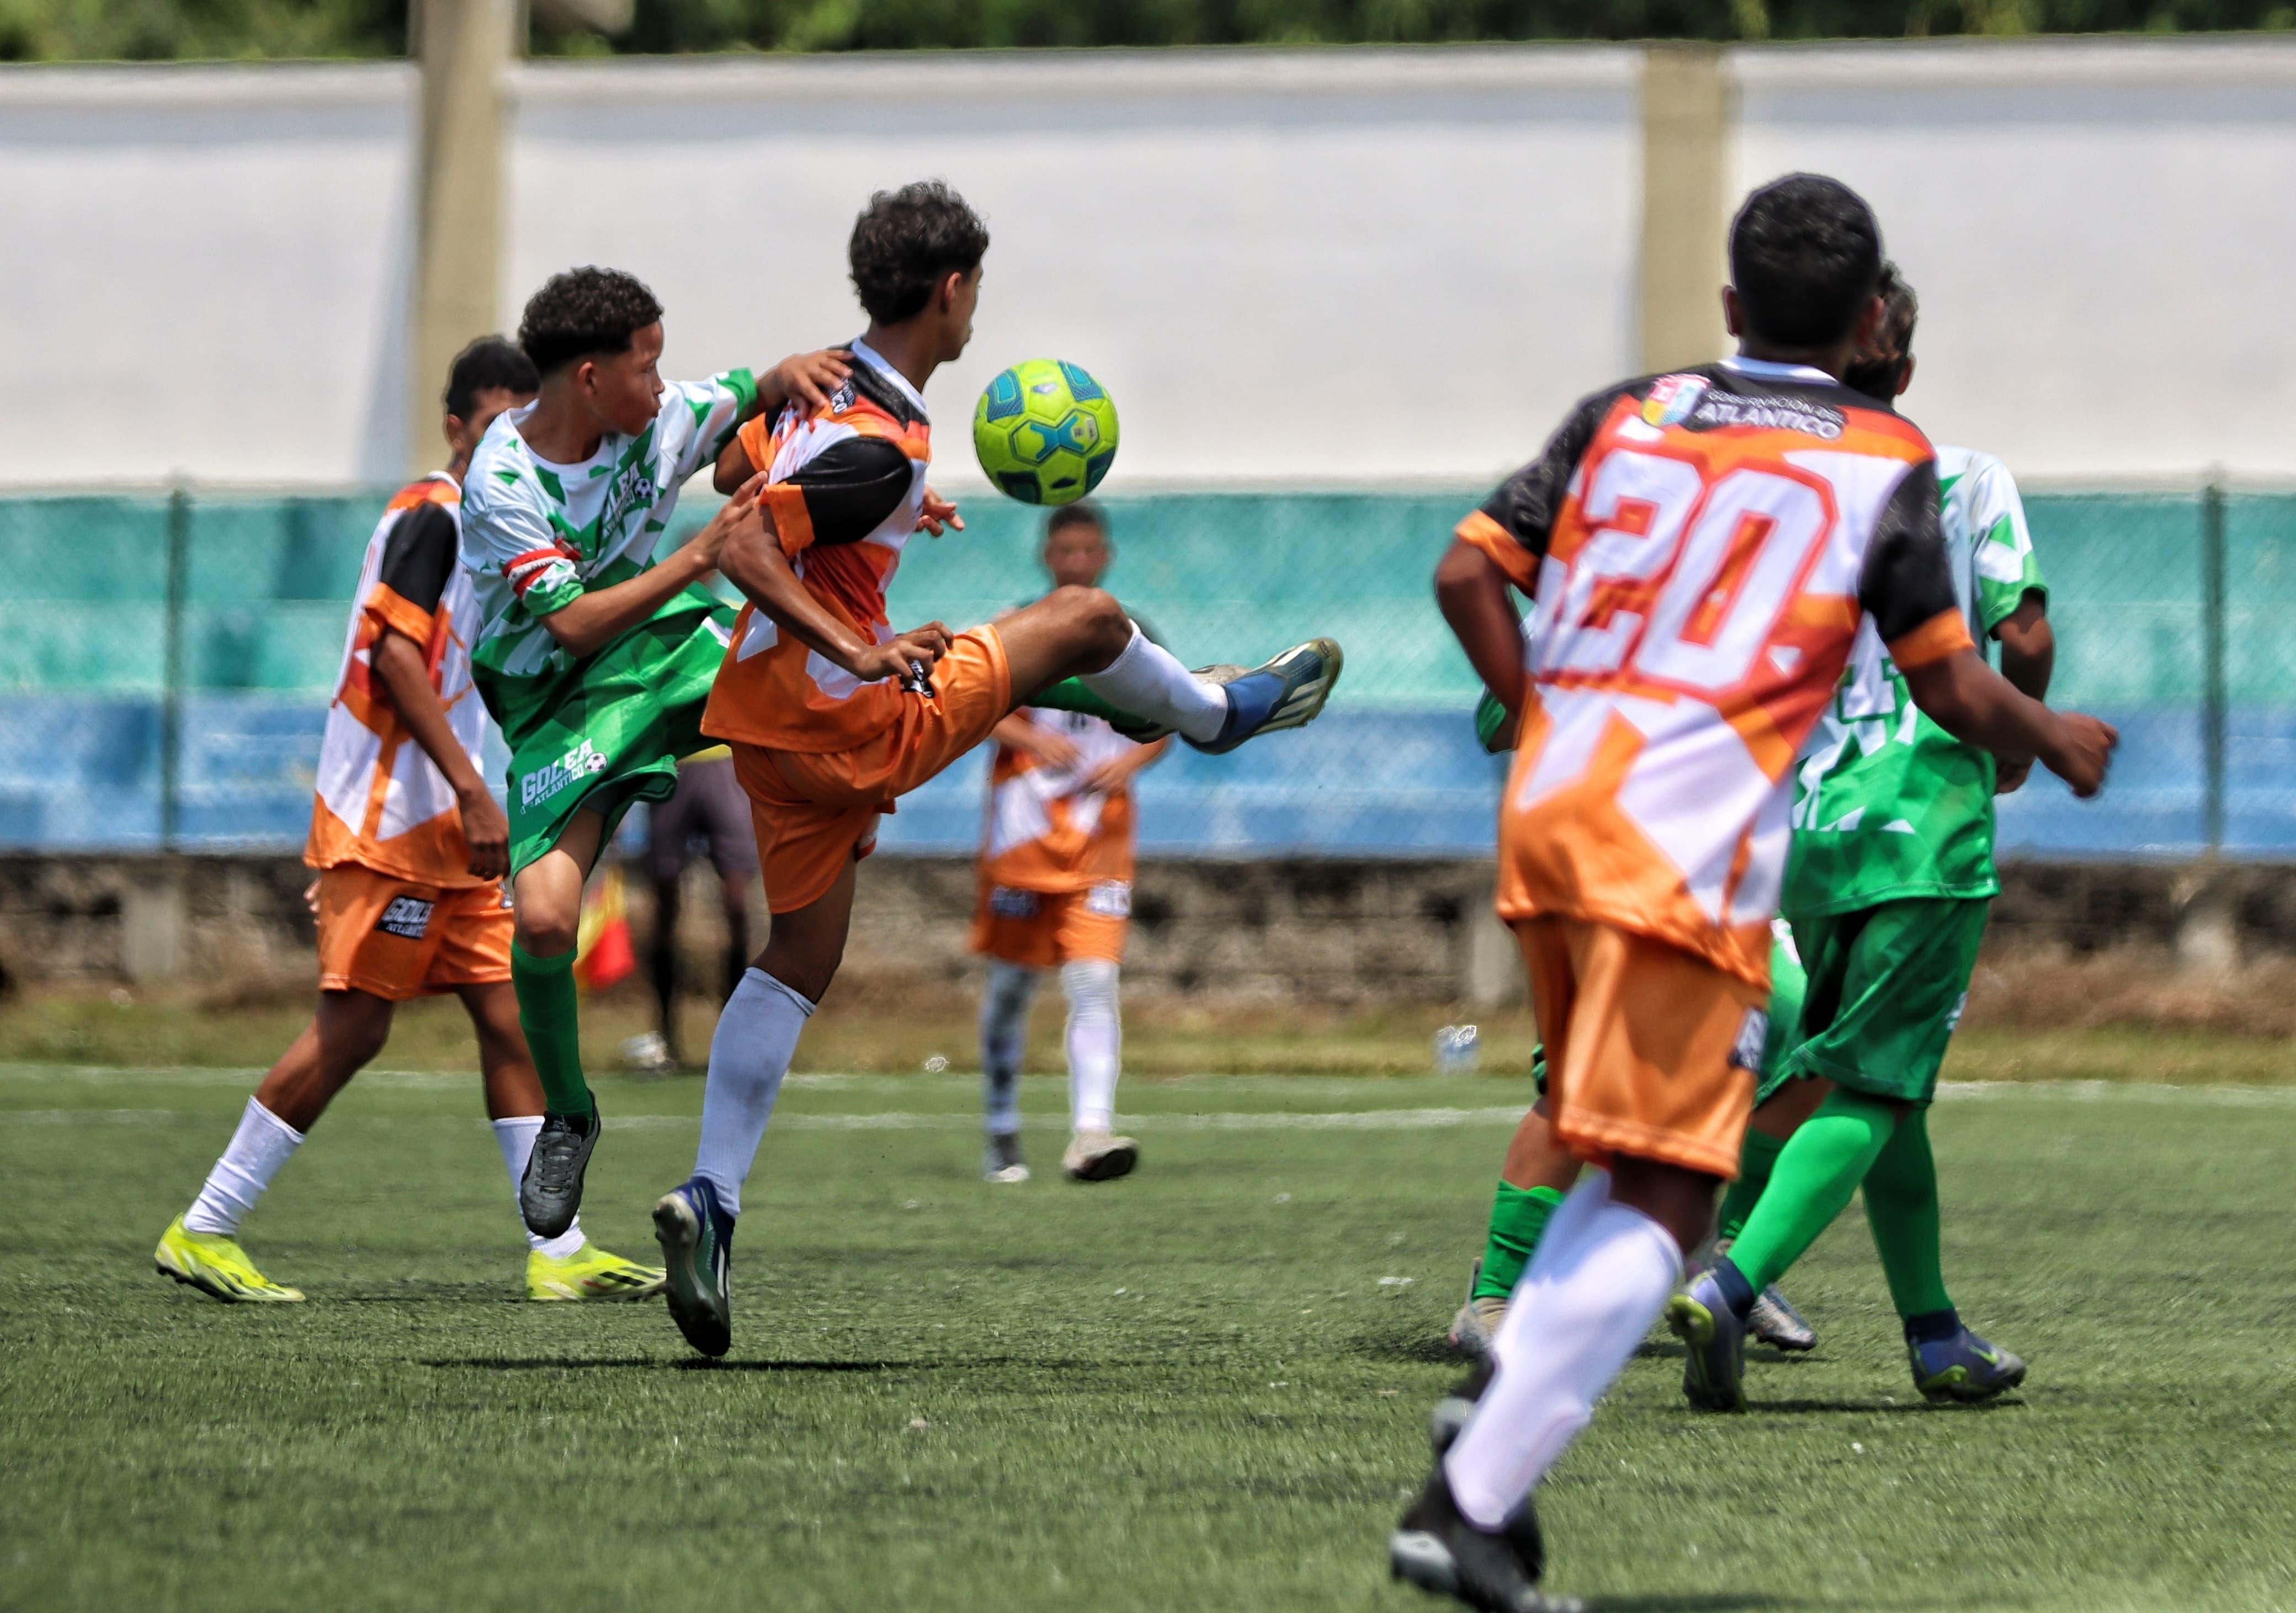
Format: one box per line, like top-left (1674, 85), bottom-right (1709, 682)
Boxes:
top-left (3, 1062), bottom-right (2292, 1611)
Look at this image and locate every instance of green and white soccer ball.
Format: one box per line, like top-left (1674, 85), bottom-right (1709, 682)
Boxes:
top-left (971, 358), bottom-right (1119, 506)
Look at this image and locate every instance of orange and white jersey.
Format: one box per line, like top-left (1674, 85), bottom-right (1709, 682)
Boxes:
top-left (979, 709), bottom-right (1141, 893)
top-left (702, 339), bottom-right (933, 755)
top-left (306, 474), bottom-right (492, 886)
top-left (1461, 359), bottom-right (1971, 987)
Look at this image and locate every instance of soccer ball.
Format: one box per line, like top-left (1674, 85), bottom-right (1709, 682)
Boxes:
top-left (971, 358), bottom-right (1119, 506)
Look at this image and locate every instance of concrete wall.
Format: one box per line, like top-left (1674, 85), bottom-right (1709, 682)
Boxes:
top-left (0, 65), bottom-right (418, 487)
top-left (9, 39), bottom-right (2296, 492)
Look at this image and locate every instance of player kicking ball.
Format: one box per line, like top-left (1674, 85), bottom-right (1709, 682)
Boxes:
top-left (1667, 261), bottom-right (2055, 1413)
top-left (650, 182), bottom-right (1343, 1358)
top-left (456, 269), bottom-right (850, 1241)
top-left (155, 339), bottom-right (662, 1304)
top-left (1388, 175), bottom-right (2113, 1611)
top-left (972, 502), bottom-right (1168, 1185)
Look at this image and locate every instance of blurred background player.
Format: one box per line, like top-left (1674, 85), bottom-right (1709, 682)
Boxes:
top-left (650, 181), bottom-right (1345, 1359)
top-left (628, 746), bottom-right (759, 1073)
top-left (1669, 261), bottom-right (2054, 1413)
top-left (972, 503), bottom-right (1169, 1185)
top-left (1390, 175), bottom-right (2114, 1611)
top-left (457, 267), bottom-right (848, 1239)
top-left (154, 338), bottom-right (664, 1304)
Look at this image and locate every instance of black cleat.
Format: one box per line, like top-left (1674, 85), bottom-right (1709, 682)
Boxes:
top-left (518, 1107), bottom-right (598, 1239)
top-left (1389, 1466), bottom-right (1579, 1612)
top-left (1429, 1357), bottom-right (1494, 1454)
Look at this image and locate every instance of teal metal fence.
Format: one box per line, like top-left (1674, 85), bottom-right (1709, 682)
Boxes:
top-left (0, 484), bottom-right (2286, 858)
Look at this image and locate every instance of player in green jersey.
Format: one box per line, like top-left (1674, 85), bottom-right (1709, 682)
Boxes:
top-left (1669, 262), bottom-right (2058, 1410)
top-left (456, 267), bottom-right (852, 1238)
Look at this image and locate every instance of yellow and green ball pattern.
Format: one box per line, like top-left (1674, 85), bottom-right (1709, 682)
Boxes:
top-left (971, 358), bottom-right (1119, 506)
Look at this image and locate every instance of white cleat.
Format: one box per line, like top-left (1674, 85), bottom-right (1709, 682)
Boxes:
top-left (1061, 1128), bottom-right (1139, 1182)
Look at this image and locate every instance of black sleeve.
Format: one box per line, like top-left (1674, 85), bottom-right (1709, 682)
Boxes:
top-left (1477, 387), bottom-right (1620, 561)
top-left (376, 502), bottom-right (458, 615)
top-left (786, 435), bottom-right (914, 546)
top-left (1856, 459), bottom-right (1960, 645)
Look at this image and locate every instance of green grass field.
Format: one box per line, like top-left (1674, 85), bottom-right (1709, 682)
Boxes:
top-left (6, 1059), bottom-right (2294, 1612)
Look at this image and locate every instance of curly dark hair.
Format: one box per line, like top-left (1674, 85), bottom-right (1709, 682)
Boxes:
top-left (1842, 261), bottom-right (1920, 405)
top-left (1045, 502), bottom-right (1107, 540)
top-left (443, 335), bottom-right (538, 419)
top-left (1729, 174), bottom-right (1883, 350)
top-left (848, 182), bottom-right (989, 325)
top-left (517, 267), bottom-right (663, 376)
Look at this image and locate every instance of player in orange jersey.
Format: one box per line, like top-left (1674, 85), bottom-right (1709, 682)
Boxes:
top-left (152, 339), bottom-right (663, 1307)
top-left (1386, 176), bottom-right (2117, 1610)
top-left (971, 503), bottom-right (1169, 1185)
top-left (648, 182), bottom-right (1344, 1358)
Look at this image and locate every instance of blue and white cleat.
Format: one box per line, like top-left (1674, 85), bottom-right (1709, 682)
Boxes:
top-left (1187, 639), bottom-right (1344, 755)
top-left (653, 1176), bottom-right (736, 1359)
top-left (1666, 1271), bottom-right (1749, 1412)
top-left (1910, 1325), bottom-right (2026, 1404)
top-left (1748, 1283), bottom-right (1818, 1353)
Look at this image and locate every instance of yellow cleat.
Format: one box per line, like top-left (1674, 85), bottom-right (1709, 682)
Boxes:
top-left (526, 1243), bottom-right (666, 1302)
top-left (153, 1216), bottom-right (304, 1303)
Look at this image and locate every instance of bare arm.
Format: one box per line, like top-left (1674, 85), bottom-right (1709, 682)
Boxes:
top-left (990, 713), bottom-right (1081, 770)
top-left (535, 482), bottom-right (759, 660)
top-left (1901, 646), bottom-right (2114, 798)
top-left (1989, 592), bottom-right (2054, 794)
top-left (711, 349), bottom-right (854, 495)
top-left (1435, 538), bottom-right (1528, 720)
top-left (370, 630), bottom-right (507, 879)
top-left (718, 498), bottom-right (950, 684)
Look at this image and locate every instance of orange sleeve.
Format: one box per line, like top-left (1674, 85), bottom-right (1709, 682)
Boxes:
top-left (1886, 607), bottom-right (1976, 672)
top-left (734, 415), bottom-right (772, 476)
top-left (1455, 510), bottom-right (1540, 593)
top-left (762, 485), bottom-right (816, 559)
top-left (363, 582), bottom-right (435, 646)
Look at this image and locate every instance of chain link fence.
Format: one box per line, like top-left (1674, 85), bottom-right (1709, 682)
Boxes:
top-left (0, 483), bottom-right (2287, 859)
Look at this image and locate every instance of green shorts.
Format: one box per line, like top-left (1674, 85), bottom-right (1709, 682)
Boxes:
top-left (1777, 897), bottom-right (1989, 1106)
top-left (500, 606), bottom-right (736, 876)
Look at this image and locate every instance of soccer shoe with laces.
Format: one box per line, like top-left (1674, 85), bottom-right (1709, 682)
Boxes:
top-left (1061, 1128), bottom-right (1139, 1182)
top-left (653, 1176), bottom-right (736, 1358)
top-left (1748, 1282), bottom-right (1818, 1352)
top-left (153, 1216), bottom-right (304, 1303)
top-left (983, 1132), bottom-right (1031, 1184)
top-left (525, 1242), bottom-right (667, 1302)
top-left (1666, 1270), bottom-right (1749, 1412)
top-left (1389, 1465), bottom-right (1579, 1613)
top-left (1188, 639), bottom-right (1345, 755)
top-left (1910, 1325), bottom-right (2027, 1404)
top-left (519, 1108), bottom-right (599, 1240)
top-left (1448, 1259), bottom-right (1506, 1362)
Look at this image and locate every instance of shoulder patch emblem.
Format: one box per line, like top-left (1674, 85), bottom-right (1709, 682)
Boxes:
top-left (1641, 374), bottom-right (1709, 428)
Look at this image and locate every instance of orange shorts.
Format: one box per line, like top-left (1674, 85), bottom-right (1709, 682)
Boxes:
top-left (734, 627), bottom-right (1013, 914)
top-left (1516, 915), bottom-right (1767, 1179)
top-left (969, 880), bottom-right (1131, 968)
top-left (314, 864), bottom-right (512, 1002)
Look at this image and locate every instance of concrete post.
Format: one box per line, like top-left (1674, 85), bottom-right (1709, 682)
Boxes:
top-left (1460, 882), bottom-right (1526, 1009)
top-left (408, 0), bottom-right (520, 474)
top-left (1639, 45), bottom-right (1732, 375)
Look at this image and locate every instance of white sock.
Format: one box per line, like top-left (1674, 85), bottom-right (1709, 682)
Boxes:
top-left (692, 968), bottom-right (812, 1217)
top-left (182, 1097), bottom-right (305, 1237)
top-left (1443, 1175), bottom-right (1684, 1529)
top-left (1061, 959), bottom-right (1122, 1132)
top-left (1078, 625), bottom-right (1227, 744)
top-left (492, 1117), bottom-right (587, 1258)
top-left (979, 960), bottom-right (1038, 1137)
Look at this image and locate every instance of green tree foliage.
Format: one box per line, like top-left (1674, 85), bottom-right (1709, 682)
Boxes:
top-left (0, 0), bottom-right (2285, 61)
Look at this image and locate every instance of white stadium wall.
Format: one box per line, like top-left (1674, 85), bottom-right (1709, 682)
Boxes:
top-left (0, 65), bottom-right (419, 488)
top-left (4, 39), bottom-right (2296, 489)
top-left (503, 49), bottom-right (1645, 491)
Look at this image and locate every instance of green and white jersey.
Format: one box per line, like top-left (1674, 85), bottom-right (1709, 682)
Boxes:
top-left (1782, 445), bottom-right (2047, 918)
top-left (458, 369), bottom-right (756, 737)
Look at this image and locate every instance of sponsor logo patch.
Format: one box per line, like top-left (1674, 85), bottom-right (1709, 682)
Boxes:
top-left (1727, 1006), bottom-right (1771, 1073)
top-left (519, 739), bottom-right (609, 810)
top-left (1641, 374), bottom-right (1709, 428)
top-left (375, 895), bottom-right (435, 941)
top-left (988, 887), bottom-right (1039, 919)
top-left (1084, 882), bottom-right (1133, 919)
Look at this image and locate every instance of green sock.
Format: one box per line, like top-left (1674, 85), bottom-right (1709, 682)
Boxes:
top-left (1714, 1128), bottom-right (1786, 1246)
top-left (1861, 1106), bottom-right (1953, 1319)
top-left (1725, 1090), bottom-right (1899, 1294)
top-left (1023, 677), bottom-right (1140, 726)
top-left (512, 941), bottom-right (592, 1121)
top-left (1470, 1182), bottom-right (1566, 1302)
